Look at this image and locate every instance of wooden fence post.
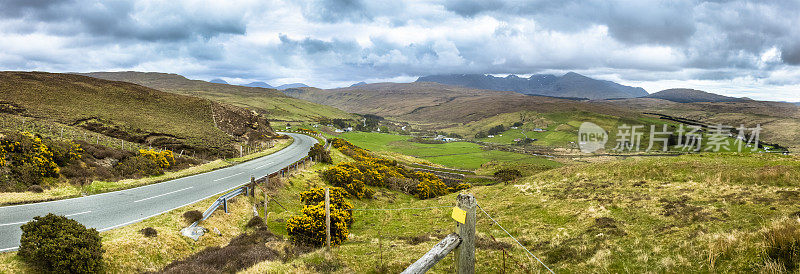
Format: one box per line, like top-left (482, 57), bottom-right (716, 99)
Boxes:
top-left (455, 193), bottom-right (476, 274)
top-left (264, 193), bottom-right (269, 224)
top-left (250, 176), bottom-right (256, 197)
top-left (325, 187), bottom-right (331, 250)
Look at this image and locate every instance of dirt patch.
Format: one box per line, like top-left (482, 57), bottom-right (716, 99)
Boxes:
top-left (158, 228), bottom-right (284, 273)
top-left (542, 237), bottom-right (599, 264)
top-left (586, 217), bottom-right (627, 237)
top-left (476, 236), bottom-right (513, 250)
top-left (660, 196), bottom-right (712, 222)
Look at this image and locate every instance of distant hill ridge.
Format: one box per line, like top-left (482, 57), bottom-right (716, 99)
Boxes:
top-left (416, 72), bottom-right (648, 100)
top-left (77, 71), bottom-right (353, 121)
top-left (0, 71), bottom-right (277, 156)
top-left (645, 88), bottom-right (748, 103)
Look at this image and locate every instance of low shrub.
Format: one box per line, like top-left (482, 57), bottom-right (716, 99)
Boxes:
top-left (323, 138), bottom-right (470, 200)
top-left (494, 168), bottom-right (523, 182)
top-left (287, 187), bottom-right (353, 247)
top-left (183, 210), bottom-right (204, 224)
top-left (414, 177), bottom-right (448, 199)
top-left (308, 143), bottom-right (332, 164)
top-left (162, 229), bottom-right (282, 273)
top-left (115, 155), bottom-right (163, 177)
top-left (0, 131), bottom-right (61, 188)
top-left (19, 213), bottom-right (104, 273)
top-left (138, 149), bottom-right (175, 169)
top-left (26, 185), bottom-right (43, 193)
top-left (246, 216), bottom-right (265, 228)
top-left (140, 227), bottom-right (158, 237)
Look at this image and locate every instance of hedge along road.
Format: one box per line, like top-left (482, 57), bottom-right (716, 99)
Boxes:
top-left (0, 132), bottom-right (317, 252)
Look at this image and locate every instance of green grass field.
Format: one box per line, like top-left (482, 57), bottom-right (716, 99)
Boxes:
top-left (248, 149), bottom-right (800, 273)
top-left (336, 131), bottom-right (562, 170)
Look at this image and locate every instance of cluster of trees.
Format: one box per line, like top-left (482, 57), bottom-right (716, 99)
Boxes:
top-left (475, 124), bottom-right (507, 138)
top-left (355, 114), bottom-right (383, 132)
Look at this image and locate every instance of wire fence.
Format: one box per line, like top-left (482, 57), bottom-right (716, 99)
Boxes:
top-left (0, 113), bottom-right (282, 160)
top-left (254, 182), bottom-right (554, 273)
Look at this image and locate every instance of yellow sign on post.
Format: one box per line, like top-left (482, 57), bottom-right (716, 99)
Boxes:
top-left (451, 206), bottom-right (466, 224)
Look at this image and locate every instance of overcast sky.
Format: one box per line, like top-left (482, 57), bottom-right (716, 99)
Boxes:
top-left (1, 0), bottom-right (799, 100)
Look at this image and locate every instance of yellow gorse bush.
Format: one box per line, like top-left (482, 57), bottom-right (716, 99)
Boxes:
top-left (324, 138), bottom-right (470, 200)
top-left (287, 187), bottom-right (353, 247)
top-left (138, 149), bottom-right (175, 169)
top-left (0, 132), bottom-right (60, 178)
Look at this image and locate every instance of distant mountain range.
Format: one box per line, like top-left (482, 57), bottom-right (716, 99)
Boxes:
top-left (274, 83), bottom-right (309, 90)
top-left (209, 78), bottom-right (228, 84)
top-left (644, 88), bottom-right (748, 103)
top-left (240, 81), bottom-right (308, 90)
top-left (243, 81), bottom-right (273, 88)
top-left (416, 72), bottom-right (648, 100)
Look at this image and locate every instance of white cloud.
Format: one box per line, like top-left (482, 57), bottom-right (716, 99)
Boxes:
top-left (0, 0), bottom-right (798, 98)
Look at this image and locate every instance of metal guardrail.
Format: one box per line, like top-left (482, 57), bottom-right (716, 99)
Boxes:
top-left (188, 131), bottom-right (324, 229)
top-left (187, 185), bottom-right (250, 228)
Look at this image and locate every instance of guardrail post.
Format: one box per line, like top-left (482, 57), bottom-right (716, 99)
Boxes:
top-left (455, 194), bottom-right (477, 274)
top-left (223, 198), bottom-right (228, 213)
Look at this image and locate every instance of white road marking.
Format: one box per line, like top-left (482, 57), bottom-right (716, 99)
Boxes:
top-left (0, 133), bottom-right (317, 252)
top-left (65, 210), bottom-right (92, 217)
top-left (133, 187), bottom-right (193, 203)
top-left (254, 162), bottom-right (274, 169)
top-left (0, 211), bottom-right (91, 226)
top-left (213, 172), bottom-right (244, 182)
top-left (0, 221), bottom-right (27, 227)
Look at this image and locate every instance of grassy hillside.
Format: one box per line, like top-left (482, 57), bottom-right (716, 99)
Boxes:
top-left (245, 149), bottom-right (800, 273)
top-left (644, 88), bottom-right (747, 103)
top-left (335, 131), bottom-right (562, 171)
top-left (0, 71), bottom-right (280, 156)
top-left (78, 72), bottom-right (354, 121)
top-left (602, 97), bottom-right (800, 151)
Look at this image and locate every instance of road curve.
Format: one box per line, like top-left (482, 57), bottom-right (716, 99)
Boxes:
top-left (0, 132), bottom-right (317, 252)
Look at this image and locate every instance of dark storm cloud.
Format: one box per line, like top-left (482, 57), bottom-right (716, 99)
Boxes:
top-left (443, 0), bottom-right (697, 45)
top-left (0, 0), bottom-right (246, 41)
top-left (2, 0), bottom-right (800, 97)
top-left (782, 44), bottom-right (800, 65)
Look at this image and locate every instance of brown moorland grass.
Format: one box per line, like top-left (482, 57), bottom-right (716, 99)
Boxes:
top-left (78, 71), bottom-right (355, 121)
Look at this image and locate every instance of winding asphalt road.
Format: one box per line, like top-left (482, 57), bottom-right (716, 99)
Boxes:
top-left (0, 132), bottom-right (317, 252)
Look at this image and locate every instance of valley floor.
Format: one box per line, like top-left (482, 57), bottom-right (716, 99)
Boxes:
top-left (2, 138), bottom-right (798, 273)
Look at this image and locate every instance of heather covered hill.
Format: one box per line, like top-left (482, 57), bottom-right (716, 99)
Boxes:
top-left (283, 82), bottom-right (516, 117)
top-left (284, 81), bottom-right (638, 125)
top-left (601, 94), bottom-right (800, 151)
top-left (644, 88), bottom-right (748, 103)
top-left (78, 72), bottom-right (352, 121)
top-left (416, 72), bottom-right (648, 99)
top-left (0, 71), bottom-right (276, 156)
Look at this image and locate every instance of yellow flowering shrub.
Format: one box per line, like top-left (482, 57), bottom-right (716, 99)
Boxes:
top-left (323, 138), bottom-right (471, 200)
top-left (297, 128), bottom-right (320, 135)
top-left (138, 149), bottom-right (175, 169)
top-left (287, 187), bottom-right (354, 247)
top-left (0, 132), bottom-right (60, 188)
top-left (414, 177), bottom-right (448, 199)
